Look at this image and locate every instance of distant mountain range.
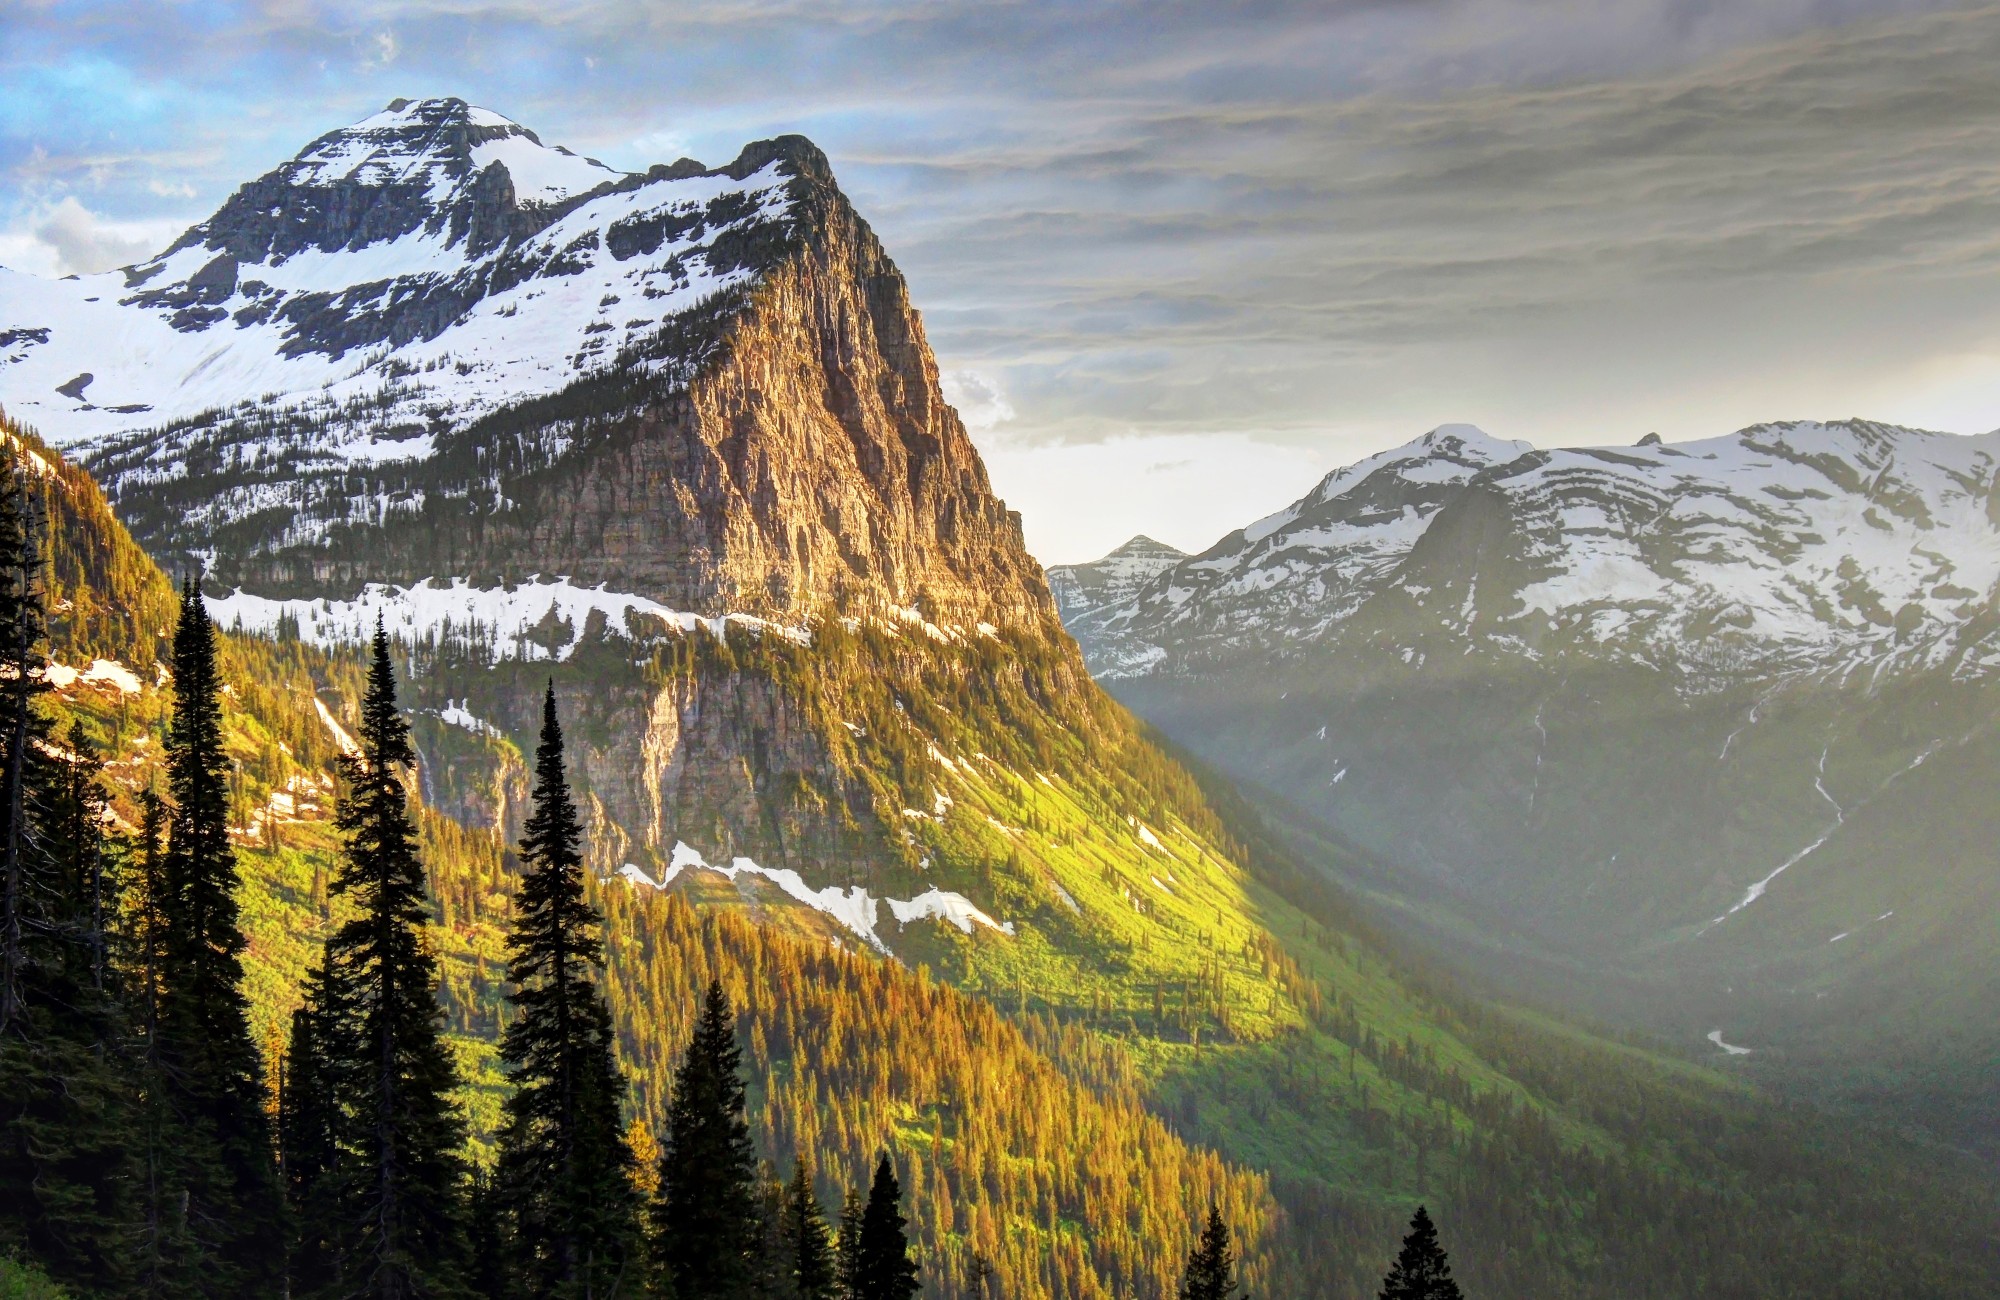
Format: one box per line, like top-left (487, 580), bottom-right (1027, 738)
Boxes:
top-left (1060, 419), bottom-right (2000, 1150)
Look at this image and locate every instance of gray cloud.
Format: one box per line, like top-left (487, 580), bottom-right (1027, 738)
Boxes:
top-left (32, 197), bottom-right (154, 274)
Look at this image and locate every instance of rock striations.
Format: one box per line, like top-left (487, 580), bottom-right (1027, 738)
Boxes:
top-left (1, 97), bottom-right (1049, 630)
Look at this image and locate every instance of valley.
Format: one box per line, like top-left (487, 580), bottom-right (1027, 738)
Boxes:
top-left (0, 97), bottom-right (1996, 1298)
top-left (1055, 420), bottom-right (2000, 1158)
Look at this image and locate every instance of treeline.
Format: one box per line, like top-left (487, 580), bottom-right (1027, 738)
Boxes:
top-left (0, 471), bottom-right (929, 1298)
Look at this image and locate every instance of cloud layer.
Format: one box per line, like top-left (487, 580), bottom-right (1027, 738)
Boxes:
top-left (4, 1), bottom-right (1999, 559)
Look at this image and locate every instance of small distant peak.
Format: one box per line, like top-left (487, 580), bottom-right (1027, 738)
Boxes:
top-left (1111, 535), bottom-right (1185, 558)
top-left (724, 135), bottom-right (833, 184)
top-left (386, 97), bottom-right (412, 113)
top-left (1412, 422), bottom-right (1534, 459)
top-left (1638, 432), bottom-right (1663, 447)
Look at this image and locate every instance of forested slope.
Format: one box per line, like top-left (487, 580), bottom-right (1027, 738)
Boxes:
top-left (8, 408), bottom-right (1998, 1297)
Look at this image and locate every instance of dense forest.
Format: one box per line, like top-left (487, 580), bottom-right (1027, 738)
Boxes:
top-left (0, 414), bottom-right (1996, 1298)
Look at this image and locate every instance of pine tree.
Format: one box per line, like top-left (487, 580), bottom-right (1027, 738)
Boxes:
top-left (0, 460), bottom-right (43, 1040)
top-left (1178, 1205), bottom-right (1238, 1300)
top-left (1378, 1206), bottom-right (1462, 1300)
top-left (0, 466), bottom-right (134, 1293)
top-left (781, 1160), bottom-right (837, 1300)
top-left (280, 962), bottom-right (344, 1295)
top-left (492, 686), bottom-right (641, 1298)
top-left (157, 576), bottom-right (286, 1294)
top-left (835, 1186), bottom-right (865, 1300)
top-left (651, 979), bottom-right (762, 1299)
top-left (304, 623), bottom-right (469, 1297)
top-left (856, 1154), bottom-right (919, 1300)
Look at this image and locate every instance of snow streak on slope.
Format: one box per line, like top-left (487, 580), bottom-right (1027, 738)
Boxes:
top-left (619, 842), bottom-right (1014, 954)
top-left (206, 577), bottom-right (810, 662)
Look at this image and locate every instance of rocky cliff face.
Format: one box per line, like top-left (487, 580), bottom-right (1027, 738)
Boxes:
top-left (0, 99), bottom-right (1073, 919)
top-left (4, 99), bottom-right (1051, 632)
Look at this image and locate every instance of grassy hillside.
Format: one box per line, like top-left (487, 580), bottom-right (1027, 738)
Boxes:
top-left (8, 409), bottom-right (1999, 1297)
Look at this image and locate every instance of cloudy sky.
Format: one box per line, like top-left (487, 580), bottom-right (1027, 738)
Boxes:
top-left (7, 1), bottom-right (2000, 562)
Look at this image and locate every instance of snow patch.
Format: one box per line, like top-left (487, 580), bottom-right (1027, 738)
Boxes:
top-left (622, 842), bottom-right (1013, 952)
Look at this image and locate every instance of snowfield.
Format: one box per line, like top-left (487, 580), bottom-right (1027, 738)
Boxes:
top-left (619, 842), bottom-right (1013, 954)
top-left (206, 577), bottom-right (810, 662)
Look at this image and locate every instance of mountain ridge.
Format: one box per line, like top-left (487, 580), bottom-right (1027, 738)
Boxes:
top-left (1064, 416), bottom-right (2000, 1154)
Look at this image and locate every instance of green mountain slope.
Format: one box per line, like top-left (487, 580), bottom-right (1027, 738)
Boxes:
top-left (8, 411), bottom-right (1999, 1297)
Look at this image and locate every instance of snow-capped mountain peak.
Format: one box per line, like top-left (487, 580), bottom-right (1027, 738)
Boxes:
top-left (1070, 418), bottom-right (2000, 685)
top-left (1046, 535), bottom-right (1187, 622)
top-left (0, 98), bottom-right (807, 454)
top-left (283, 97), bottom-right (622, 206)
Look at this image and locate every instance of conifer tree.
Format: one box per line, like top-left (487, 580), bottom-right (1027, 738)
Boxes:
top-left (856, 1154), bottom-right (919, 1300)
top-left (782, 1161), bottom-right (837, 1300)
top-left (305, 623), bottom-right (469, 1297)
top-left (1178, 1206), bottom-right (1238, 1300)
top-left (1378, 1206), bottom-right (1462, 1300)
top-left (835, 1186), bottom-right (866, 1300)
top-left (651, 979), bottom-right (762, 1299)
top-left (157, 577), bottom-right (285, 1294)
top-left (492, 686), bottom-right (640, 1298)
top-left (280, 962), bottom-right (344, 1295)
top-left (0, 466), bottom-right (133, 1293)
top-left (0, 461), bottom-right (42, 1040)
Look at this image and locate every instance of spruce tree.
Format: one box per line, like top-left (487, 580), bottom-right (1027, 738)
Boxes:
top-left (157, 577), bottom-right (285, 1294)
top-left (651, 979), bottom-right (762, 1299)
top-left (782, 1161), bottom-right (837, 1300)
top-left (0, 466), bottom-right (134, 1293)
top-left (307, 623), bottom-right (469, 1297)
top-left (1378, 1206), bottom-right (1462, 1300)
top-left (834, 1186), bottom-right (865, 1300)
top-left (280, 961), bottom-right (345, 1295)
top-left (856, 1154), bottom-right (919, 1300)
top-left (492, 686), bottom-right (640, 1298)
top-left (1177, 1206), bottom-right (1238, 1300)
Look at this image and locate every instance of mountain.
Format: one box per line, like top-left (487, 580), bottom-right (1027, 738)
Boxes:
top-left (7, 103), bottom-right (2000, 1297)
top-left (4, 96), bottom-right (1041, 625)
top-left (1046, 535), bottom-right (1186, 625)
top-left (1071, 419), bottom-right (2000, 1149)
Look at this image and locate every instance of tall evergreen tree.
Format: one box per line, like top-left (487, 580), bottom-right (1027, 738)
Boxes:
top-left (157, 576), bottom-right (285, 1294)
top-left (280, 961), bottom-right (345, 1295)
top-left (0, 465), bottom-right (133, 1293)
top-left (492, 686), bottom-right (640, 1299)
top-left (781, 1161), bottom-right (837, 1300)
top-left (856, 1154), bottom-right (919, 1300)
top-left (304, 623), bottom-right (469, 1298)
top-left (1378, 1206), bottom-right (1462, 1300)
top-left (0, 461), bottom-right (42, 1040)
top-left (651, 979), bottom-right (762, 1299)
top-left (834, 1186), bottom-right (865, 1300)
top-left (1177, 1206), bottom-right (1238, 1300)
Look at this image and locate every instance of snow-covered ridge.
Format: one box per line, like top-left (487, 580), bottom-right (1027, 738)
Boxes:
top-left (618, 841), bottom-right (1013, 954)
top-left (0, 96), bottom-right (800, 458)
top-left (206, 576), bottom-right (811, 663)
top-left (1069, 419), bottom-right (2000, 685)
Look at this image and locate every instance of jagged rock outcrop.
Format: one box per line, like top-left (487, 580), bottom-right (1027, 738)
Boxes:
top-left (2, 98), bottom-right (1052, 630)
